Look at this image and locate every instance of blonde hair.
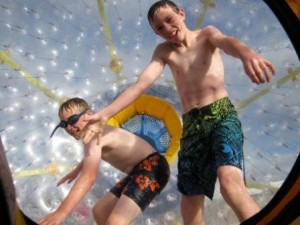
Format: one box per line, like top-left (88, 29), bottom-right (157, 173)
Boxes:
top-left (58, 97), bottom-right (89, 116)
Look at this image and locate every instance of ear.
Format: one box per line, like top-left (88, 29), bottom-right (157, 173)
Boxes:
top-left (178, 8), bottom-right (185, 20)
top-left (149, 22), bottom-right (159, 35)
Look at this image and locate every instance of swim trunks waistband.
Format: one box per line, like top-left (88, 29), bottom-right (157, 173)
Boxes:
top-left (183, 97), bottom-right (235, 120)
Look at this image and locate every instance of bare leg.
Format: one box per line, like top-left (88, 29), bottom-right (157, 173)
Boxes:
top-left (92, 192), bottom-right (119, 225)
top-left (217, 165), bottom-right (260, 222)
top-left (181, 194), bottom-right (205, 225)
top-left (105, 194), bottom-right (142, 225)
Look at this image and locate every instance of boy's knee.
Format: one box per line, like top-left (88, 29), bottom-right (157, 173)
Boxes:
top-left (92, 205), bottom-right (97, 217)
top-left (92, 206), bottom-right (99, 223)
top-left (219, 176), bottom-right (246, 201)
top-left (105, 215), bottom-right (127, 225)
top-left (218, 166), bottom-right (245, 195)
top-left (92, 205), bottom-right (104, 225)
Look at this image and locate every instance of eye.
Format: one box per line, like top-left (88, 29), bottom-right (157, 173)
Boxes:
top-left (156, 26), bottom-right (163, 32)
top-left (155, 24), bottom-right (163, 32)
top-left (166, 16), bottom-right (174, 23)
top-left (68, 115), bottom-right (79, 125)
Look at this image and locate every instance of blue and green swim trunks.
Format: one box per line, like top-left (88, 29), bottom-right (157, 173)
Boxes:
top-left (177, 97), bottom-right (244, 199)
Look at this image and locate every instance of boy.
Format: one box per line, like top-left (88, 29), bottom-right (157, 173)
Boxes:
top-left (38, 97), bottom-right (170, 225)
top-left (85, 1), bottom-right (276, 224)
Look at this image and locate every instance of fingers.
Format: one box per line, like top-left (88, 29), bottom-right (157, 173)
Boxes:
top-left (82, 131), bottom-right (92, 145)
top-left (259, 59), bottom-right (276, 82)
top-left (245, 58), bottom-right (275, 84)
top-left (82, 128), bottom-right (102, 145)
top-left (57, 180), bottom-right (64, 186)
top-left (264, 59), bottom-right (276, 74)
top-left (245, 63), bottom-right (260, 84)
top-left (82, 114), bottom-right (106, 145)
top-left (57, 175), bottom-right (69, 186)
top-left (96, 132), bottom-right (102, 145)
top-left (37, 215), bottom-right (54, 225)
top-left (38, 216), bottom-right (60, 225)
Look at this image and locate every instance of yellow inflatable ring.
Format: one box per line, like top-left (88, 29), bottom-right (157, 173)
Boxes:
top-left (107, 95), bottom-right (182, 165)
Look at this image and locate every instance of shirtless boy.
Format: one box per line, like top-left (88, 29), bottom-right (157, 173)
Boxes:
top-left (85, 1), bottom-right (276, 224)
top-left (38, 97), bottom-right (170, 225)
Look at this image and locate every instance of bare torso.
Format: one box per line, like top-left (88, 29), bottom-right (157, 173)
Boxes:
top-left (158, 29), bottom-right (228, 113)
top-left (86, 125), bottom-right (155, 174)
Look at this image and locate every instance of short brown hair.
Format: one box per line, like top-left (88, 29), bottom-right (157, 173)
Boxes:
top-left (147, 0), bottom-right (180, 22)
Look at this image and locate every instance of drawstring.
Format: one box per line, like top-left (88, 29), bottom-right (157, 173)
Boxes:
top-left (242, 151), bottom-right (246, 185)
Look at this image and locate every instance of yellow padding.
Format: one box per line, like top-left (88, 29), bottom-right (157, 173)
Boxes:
top-left (16, 205), bottom-right (26, 225)
top-left (108, 95), bottom-right (182, 164)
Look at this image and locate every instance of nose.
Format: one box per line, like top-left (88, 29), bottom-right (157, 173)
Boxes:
top-left (163, 23), bottom-right (172, 32)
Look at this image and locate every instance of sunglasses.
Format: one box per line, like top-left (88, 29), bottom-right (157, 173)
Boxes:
top-left (50, 109), bottom-right (88, 138)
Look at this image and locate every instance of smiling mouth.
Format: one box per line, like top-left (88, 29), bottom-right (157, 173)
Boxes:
top-left (168, 30), bottom-right (178, 38)
top-left (71, 128), bottom-right (81, 138)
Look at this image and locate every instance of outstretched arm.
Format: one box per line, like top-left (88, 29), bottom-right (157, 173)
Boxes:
top-left (205, 25), bottom-right (276, 84)
top-left (83, 52), bottom-right (165, 144)
top-left (38, 144), bottom-right (101, 225)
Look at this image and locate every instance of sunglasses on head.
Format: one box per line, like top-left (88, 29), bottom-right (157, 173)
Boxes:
top-left (50, 109), bottom-right (88, 138)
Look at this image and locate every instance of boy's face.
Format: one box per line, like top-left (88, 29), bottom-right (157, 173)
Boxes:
top-left (59, 106), bottom-right (88, 140)
top-left (150, 5), bottom-right (185, 44)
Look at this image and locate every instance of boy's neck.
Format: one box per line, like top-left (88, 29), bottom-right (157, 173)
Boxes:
top-left (171, 29), bottom-right (195, 48)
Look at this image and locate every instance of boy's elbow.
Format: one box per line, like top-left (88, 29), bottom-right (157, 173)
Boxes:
top-left (132, 80), bottom-right (149, 93)
top-left (88, 172), bottom-right (98, 182)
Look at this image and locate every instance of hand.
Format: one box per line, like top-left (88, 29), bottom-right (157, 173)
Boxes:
top-left (38, 210), bottom-right (67, 225)
top-left (57, 169), bottom-right (80, 186)
top-left (242, 52), bottom-right (276, 84)
top-left (81, 113), bottom-right (107, 145)
top-left (82, 127), bottom-right (102, 146)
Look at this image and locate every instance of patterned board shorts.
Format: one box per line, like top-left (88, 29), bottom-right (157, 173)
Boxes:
top-left (110, 152), bottom-right (170, 211)
top-left (177, 97), bottom-right (244, 199)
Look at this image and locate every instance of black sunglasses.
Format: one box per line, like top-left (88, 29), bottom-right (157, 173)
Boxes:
top-left (50, 109), bottom-right (88, 138)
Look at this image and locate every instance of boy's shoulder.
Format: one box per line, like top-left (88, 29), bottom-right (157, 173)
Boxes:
top-left (104, 125), bottom-right (131, 137)
top-left (201, 25), bottom-right (217, 30)
top-left (200, 25), bottom-right (221, 35)
top-left (153, 41), bottom-right (174, 55)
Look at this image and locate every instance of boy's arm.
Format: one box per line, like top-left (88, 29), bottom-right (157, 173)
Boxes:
top-left (38, 144), bottom-right (101, 225)
top-left (204, 25), bottom-right (276, 84)
top-left (83, 51), bottom-right (165, 144)
top-left (97, 55), bottom-right (164, 120)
